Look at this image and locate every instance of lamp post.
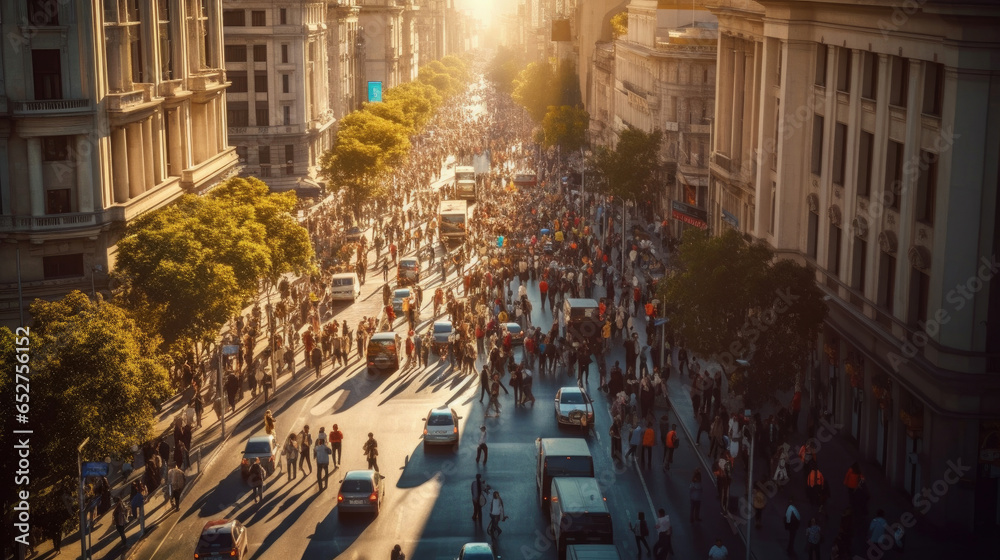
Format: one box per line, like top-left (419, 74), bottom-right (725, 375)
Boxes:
top-left (78, 437), bottom-right (90, 560)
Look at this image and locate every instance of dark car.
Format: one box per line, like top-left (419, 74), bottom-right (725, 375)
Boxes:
top-left (240, 435), bottom-right (278, 480)
top-left (345, 226), bottom-right (365, 243)
top-left (432, 320), bottom-right (454, 352)
top-left (337, 470), bottom-right (385, 517)
top-left (458, 542), bottom-right (497, 560)
top-left (503, 322), bottom-right (525, 345)
top-left (194, 519), bottom-right (248, 559)
top-left (367, 332), bottom-right (401, 373)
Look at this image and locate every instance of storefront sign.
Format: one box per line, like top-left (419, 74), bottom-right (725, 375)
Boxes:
top-left (671, 201), bottom-right (708, 229)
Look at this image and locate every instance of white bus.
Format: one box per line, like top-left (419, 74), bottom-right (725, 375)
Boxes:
top-left (438, 200), bottom-right (469, 242)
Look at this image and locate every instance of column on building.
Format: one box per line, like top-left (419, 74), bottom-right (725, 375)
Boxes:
top-left (26, 138), bottom-right (45, 216)
top-left (191, 102), bottom-right (207, 165)
top-left (205, 96), bottom-right (218, 159)
top-left (142, 117), bottom-right (155, 192)
top-left (127, 122), bottom-right (146, 198)
top-left (167, 108), bottom-right (183, 177)
top-left (151, 112), bottom-right (164, 185)
top-left (112, 126), bottom-right (130, 203)
top-left (893, 59), bottom-right (927, 320)
top-left (75, 135), bottom-right (95, 213)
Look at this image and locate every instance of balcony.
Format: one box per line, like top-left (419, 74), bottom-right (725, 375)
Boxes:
top-left (11, 98), bottom-right (91, 116)
top-left (0, 213), bottom-right (98, 232)
top-left (106, 84), bottom-right (155, 113)
top-left (188, 70), bottom-right (226, 92)
top-left (229, 124), bottom-right (306, 136)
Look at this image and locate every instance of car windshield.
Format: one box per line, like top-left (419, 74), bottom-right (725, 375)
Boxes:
top-left (506, 325), bottom-right (521, 334)
top-left (244, 441), bottom-right (271, 454)
top-left (197, 532), bottom-right (233, 550)
top-left (428, 413), bottom-right (453, 426)
top-left (341, 479), bottom-right (373, 493)
top-left (394, 291), bottom-right (409, 298)
top-left (332, 278), bottom-right (353, 286)
top-left (399, 261), bottom-right (417, 270)
top-left (433, 324), bottom-right (452, 334)
top-left (560, 392), bottom-right (587, 405)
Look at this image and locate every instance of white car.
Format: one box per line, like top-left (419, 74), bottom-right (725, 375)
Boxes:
top-left (554, 386), bottom-right (595, 429)
top-left (422, 406), bottom-right (462, 448)
top-left (329, 272), bottom-right (361, 301)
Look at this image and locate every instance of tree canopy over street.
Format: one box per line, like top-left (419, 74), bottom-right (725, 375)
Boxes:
top-left (511, 59), bottom-right (582, 124)
top-left (590, 126), bottom-right (663, 201)
top-left (657, 229), bottom-right (828, 408)
top-left (541, 105), bottom-right (590, 153)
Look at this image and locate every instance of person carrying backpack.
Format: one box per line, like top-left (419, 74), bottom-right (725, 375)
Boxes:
top-left (631, 511), bottom-right (651, 557)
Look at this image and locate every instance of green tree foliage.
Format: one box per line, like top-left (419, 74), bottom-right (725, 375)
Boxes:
top-left (383, 81), bottom-right (441, 128)
top-left (542, 105), bottom-right (590, 152)
top-left (486, 46), bottom-right (525, 94)
top-left (590, 126), bottom-right (663, 200)
top-left (27, 292), bottom-right (171, 526)
top-left (611, 11), bottom-right (628, 38)
top-left (657, 229), bottom-right (828, 408)
top-left (555, 60), bottom-right (582, 107)
top-left (513, 61), bottom-right (558, 123)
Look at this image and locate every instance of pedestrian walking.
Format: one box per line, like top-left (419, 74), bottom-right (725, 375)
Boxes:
top-left (476, 425), bottom-right (489, 466)
top-left (752, 484), bottom-right (767, 528)
top-left (805, 517), bottom-right (822, 560)
top-left (665, 424), bottom-right (679, 470)
top-left (166, 462), bottom-right (186, 510)
top-left (867, 509), bottom-right (889, 546)
top-left (330, 424), bottom-right (343, 467)
top-left (298, 425), bottom-right (313, 475)
top-left (707, 538), bottom-right (729, 560)
top-left (283, 433), bottom-right (299, 481)
top-left (785, 499), bottom-right (802, 554)
top-left (113, 497), bottom-right (128, 547)
top-left (631, 511), bottom-right (652, 558)
top-left (610, 417), bottom-right (624, 463)
top-left (641, 421), bottom-right (656, 469)
top-left (653, 508), bottom-right (673, 560)
top-left (626, 422), bottom-right (644, 463)
top-left (487, 490), bottom-right (507, 537)
top-left (315, 438), bottom-right (332, 490)
top-left (247, 458), bottom-right (265, 504)
top-left (690, 470), bottom-right (703, 522)
top-left (363, 432), bottom-right (380, 472)
top-left (391, 544), bottom-right (406, 560)
top-left (471, 474), bottom-right (486, 523)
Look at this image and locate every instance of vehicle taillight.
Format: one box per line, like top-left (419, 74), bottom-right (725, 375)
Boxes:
top-left (194, 554), bottom-right (200, 559)
top-left (368, 362), bottom-right (375, 367)
top-left (369, 492), bottom-right (378, 502)
top-left (453, 426), bottom-right (458, 434)
top-left (423, 428), bottom-right (428, 435)
top-left (230, 549), bottom-right (238, 557)
top-left (337, 494), bottom-right (344, 502)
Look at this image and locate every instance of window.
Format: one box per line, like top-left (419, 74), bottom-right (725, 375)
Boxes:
top-left (909, 268), bottom-right (930, 325)
top-left (285, 145), bottom-right (294, 174)
top-left (27, 0), bottom-right (60, 25)
top-left (877, 251), bottom-right (897, 313)
top-left (258, 145), bottom-right (271, 164)
top-left (251, 10), bottom-right (266, 26)
top-left (255, 101), bottom-right (269, 126)
top-left (158, 0), bottom-right (173, 79)
top-left (836, 47), bottom-right (851, 93)
top-left (884, 141), bottom-right (904, 210)
top-left (229, 72), bottom-right (248, 93)
top-left (43, 254), bottom-right (84, 279)
top-left (281, 44), bottom-right (289, 63)
top-left (224, 44), bottom-right (247, 63)
top-left (857, 131), bottom-right (874, 197)
top-left (253, 44), bottom-right (267, 62)
top-left (32, 49), bottom-right (62, 100)
top-left (280, 8), bottom-right (287, 24)
top-left (254, 71), bottom-right (268, 93)
top-left (227, 101), bottom-right (248, 126)
top-left (815, 45), bottom-right (827, 87)
top-left (807, 210), bottom-right (819, 260)
top-left (42, 136), bottom-right (70, 161)
top-left (828, 224), bottom-right (842, 275)
top-left (889, 56), bottom-right (908, 107)
top-left (916, 151), bottom-right (937, 225)
top-left (282, 105), bottom-right (291, 126)
top-left (222, 9), bottom-right (244, 26)
top-left (811, 114), bottom-right (824, 175)
top-left (282, 74), bottom-right (290, 93)
top-left (235, 145), bottom-right (248, 162)
top-left (833, 123), bottom-right (847, 186)
top-left (851, 239), bottom-right (867, 291)
top-left (922, 62), bottom-right (943, 116)
top-left (46, 189), bottom-right (71, 214)
top-left (861, 52), bottom-right (878, 100)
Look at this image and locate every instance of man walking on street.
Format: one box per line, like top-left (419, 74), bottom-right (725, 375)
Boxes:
top-left (247, 458), bottom-right (265, 505)
top-left (785, 499), bottom-right (802, 554)
top-left (626, 422), bottom-right (644, 464)
top-left (653, 508), bottom-right (673, 559)
top-left (707, 538), bottom-right (729, 560)
top-left (471, 474), bottom-right (486, 524)
top-left (476, 425), bottom-right (489, 466)
top-left (315, 438), bottom-right (332, 490)
top-left (363, 432), bottom-right (379, 472)
top-left (665, 424), bottom-right (679, 470)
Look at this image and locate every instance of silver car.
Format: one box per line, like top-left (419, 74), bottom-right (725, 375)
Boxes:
top-left (555, 386), bottom-right (595, 429)
top-left (240, 435), bottom-right (278, 479)
top-left (337, 470), bottom-right (385, 517)
top-left (422, 407), bottom-right (462, 448)
top-left (392, 288), bottom-right (411, 315)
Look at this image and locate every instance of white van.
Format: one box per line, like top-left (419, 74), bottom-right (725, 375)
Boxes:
top-left (329, 272), bottom-right (361, 302)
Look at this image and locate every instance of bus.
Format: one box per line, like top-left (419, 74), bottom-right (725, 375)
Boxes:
top-left (550, 477), bottom-right (613, 560)
top-left (455, 165), bottom-right (475, 183)
top-left (438, 200), bottom-right (469, 242)
top-left (456, 179), bottom-right (477, 202)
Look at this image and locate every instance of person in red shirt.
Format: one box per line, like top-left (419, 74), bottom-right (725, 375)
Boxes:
top-left (329, 424), bottom-right (343, 467)
top-left (539, 279), bottom-right (549, 311)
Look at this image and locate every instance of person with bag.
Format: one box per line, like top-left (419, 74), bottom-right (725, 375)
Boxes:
top-left (363, 432), bottom-right (380, 472)
top-left (487, 490), bottom-right (506, 537)
top-left (298, 425), bottom-right (313, 475)
top-left (631, 511), bottom-right (652, 557)
top-left (283, 433), bottom-right (299, 481)
top-left (166, 462), bottom-right (186, 511)
top-left (652, 508), bottom-right (673, 559)
top-left (113, 497), bottom-right (129, 547)
top-left (471, 474), bottom-right (487, 524)
top-left (248, 457), bottom-right (266, 504)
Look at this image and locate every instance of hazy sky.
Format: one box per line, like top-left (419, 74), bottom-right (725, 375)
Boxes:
top-left (455, 0), bottom-right (511, 23)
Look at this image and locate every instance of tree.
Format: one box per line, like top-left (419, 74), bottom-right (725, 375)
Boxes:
top-left (513, 61), bottom-right (557, 123)
top-left (590, 126), bottom-right (663, 201)
top-left (486, 47), bottom-right (523, 94)
top-left (26, 292), bottom-right (171, 530)
top-left (382, 81), bottom-right (440, 129)
top-left (555, 60), bottom-right (582, 107)
top-left (657, 229), bottom-right (828, 408)
top-left (541, 105), bottom-right (590, 153)
top-left (611, 11), bottom-right (628, 38)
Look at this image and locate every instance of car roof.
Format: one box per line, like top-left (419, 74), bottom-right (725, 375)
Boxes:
top-left (399, 257), bottom-right (418, 263)
top-left (344, 469), bottom-right (377, 480)
top-left (540, 437), bottom-right (592, 455)
top-left (461, 542), bottom-right (494, 555)
top-left (434, 321), bottom-right (453, 328)
top-left (247, 435), bottom-right (273, 444)
top-left (201, 519), bottom-right (237, 534)
top-left (370, 332), bottom-right (397, 342)
top-left (504, 322), bottom-right (521, 330)
top-left (331, 272), bottom-right (357, 279)
top-left (566, 298), bottom-right (599, 306)
top-left (429, 406), bottom-right (454, 415)
top-left (394, 289), bottom-right (411, 296)
top-left (560, 386), bottom-right (586, 395)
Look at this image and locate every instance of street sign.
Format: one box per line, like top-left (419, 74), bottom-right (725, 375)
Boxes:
top-left (367, 81), bottom-right (383, 102)
top-left (653, 318), bottom-right (670, 327)
top-left (222, 344), bottom-right (240, 356)
top-left (81, 461), bottom-right (109, 478)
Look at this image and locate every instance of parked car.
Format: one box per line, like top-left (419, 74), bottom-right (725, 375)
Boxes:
top-left (432, 320), bottom-right (454, 352)
top-left (503, 322), bottom-right (525, 345)
top-left (554, 387), bottom-right (595, 429)
top-left (392, 288), bottom-right (412, 316)
top-left (422, 407), bottom-right (462, 448)
top-left (458, 542), bottom-right (497, 560)
top-left (194, 519), bottom-right (248, 559)
top-left (240, 434), bottom-right (278, 480)
top-left (337, 470), bottom-right (385, 517)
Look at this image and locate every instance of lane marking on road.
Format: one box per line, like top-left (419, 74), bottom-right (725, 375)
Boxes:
top-left (632, 461), bottom-right (658, 517)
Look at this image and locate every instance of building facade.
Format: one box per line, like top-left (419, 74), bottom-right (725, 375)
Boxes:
top-left (222, 1), bottom-right (335, 192)
top-left (327, 0), bottom-right (364, 120)
top-left (358, 0), bottom-right (406, 92)
top-left (706, 0), bottom-right (1000, 534)
top-left (0, 0), bottom-right (237, 328)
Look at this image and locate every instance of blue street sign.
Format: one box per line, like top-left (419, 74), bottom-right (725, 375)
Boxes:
top-left (81, 461), bottom-right (109, 477)
top-left (367, 81), bottom-right (383, 102)
top-left (222, 344), bottom-right (240, 356)
top-left (653, 318), bottom-right (670, 326)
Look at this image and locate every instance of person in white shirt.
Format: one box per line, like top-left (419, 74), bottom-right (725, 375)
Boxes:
top-left (653, 508), bottom-right (673, 558)
top-left (708, 538), bottom-right (729, 560)
top-left (487, 490), bottom-right (506, 537)
top-left (476, 425), bottom-right (489, 466)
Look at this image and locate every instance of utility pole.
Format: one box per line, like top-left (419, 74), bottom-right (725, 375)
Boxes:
top-left (78, 438), bottom-right (90, 560)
